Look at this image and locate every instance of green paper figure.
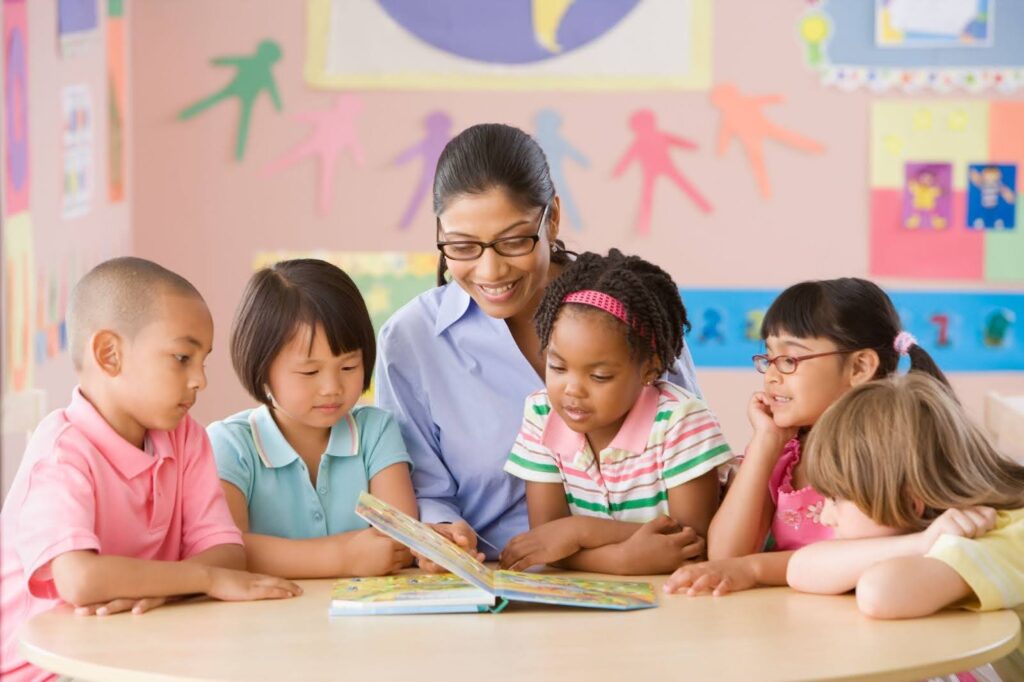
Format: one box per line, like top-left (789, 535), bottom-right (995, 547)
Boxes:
top-left (179, 40), bottom-right (283, 160)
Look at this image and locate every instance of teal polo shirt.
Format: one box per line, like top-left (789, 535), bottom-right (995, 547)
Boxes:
top-left (208, 405), bottom-right (412, 539)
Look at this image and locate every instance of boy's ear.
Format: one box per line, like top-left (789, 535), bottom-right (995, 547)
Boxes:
top-left (848, 349), bottom-right (880, 386)
top-left (92, 330), bottom-right (124, 377)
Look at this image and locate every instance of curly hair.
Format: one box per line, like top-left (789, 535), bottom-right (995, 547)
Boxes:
top-left (534, 249), bottom-right (689, 372)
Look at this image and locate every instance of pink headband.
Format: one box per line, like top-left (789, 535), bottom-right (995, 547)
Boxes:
top-left (562, 290), bottom-right (630, 326)
top-left (893, 331), bottom-right (917, 356)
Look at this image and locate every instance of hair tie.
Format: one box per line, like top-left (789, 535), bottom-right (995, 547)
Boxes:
top-left (562, 290), bottom-right (630, 326)
top-left (893, 331), bottom-right (917, 356)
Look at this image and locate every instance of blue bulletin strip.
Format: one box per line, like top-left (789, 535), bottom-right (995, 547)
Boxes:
top-left (680, 288), bottom-right (1023, 372)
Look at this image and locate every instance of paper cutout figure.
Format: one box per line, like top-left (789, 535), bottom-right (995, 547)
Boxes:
top-left (983, 309), bottom-right (1014, 348)
top-left (532, 0), bottom-right (576, 53)
top-left (613, 109), bottom-right (711, 235)
top-left (265, 94), bottom-right (365, 215)
top-left (711, 84), bottom-right (825, 200)
top-left (698, 308), bottom-right (726, 344)
top-left (929, 313), bottom-right (952, 347)
top-left (4, 0), bottom-right (30, 216)
top-left (967, 163), bottom-right (1017, 229)
top-left (799, 12), bottom-right (830, 66)
top-left (178, 40), bottom-right (283, 161)
top-left (745, 309), bottom-right (766, 342)
top-left (394, 111), bottom-right (453, 230)
top-left (903, 162), bottom-right (952, 229)
top-left (535, 109), bottom-right (589, 231)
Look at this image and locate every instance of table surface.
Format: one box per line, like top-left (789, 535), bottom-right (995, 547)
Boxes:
top-left (20, 573), bottom-right (1021, 682)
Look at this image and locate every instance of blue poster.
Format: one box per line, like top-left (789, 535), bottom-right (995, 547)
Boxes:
top-left (681, 288), bottom-right (1024, 372)
top-left (967, 163), bottom-right (1017, 230)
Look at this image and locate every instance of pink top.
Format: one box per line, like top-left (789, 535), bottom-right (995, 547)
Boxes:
top-left (0, 388), bottom-right (243, 682)
top-left (767, 438), bottom-right (833, 551)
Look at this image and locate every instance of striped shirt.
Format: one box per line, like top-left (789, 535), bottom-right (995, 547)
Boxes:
top-left (504, 380), bottom-right (733, 522)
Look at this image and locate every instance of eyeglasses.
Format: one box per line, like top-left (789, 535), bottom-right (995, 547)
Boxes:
top-left (752, 349), bottom-right (856, 375)
top-left (436, 203), bottom-right (549, 261)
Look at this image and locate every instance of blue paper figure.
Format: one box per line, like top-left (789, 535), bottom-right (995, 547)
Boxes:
top-left (699, 308), bottom-right (726, 344)
top-left (967, 164), bottom-right (1017, 230)
top-left (534, 109), bottom-right (589, 231)
top-left (984, 309), bottom-right (1015, 348)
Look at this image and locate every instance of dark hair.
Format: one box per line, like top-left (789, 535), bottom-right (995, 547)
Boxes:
top-left (432, 123), bottom-right (571, 286)
top-left (230, 259), bottom-right (375, 405)
top-left (761, 277), bottom-right (949, 387)
top-left (534, 249), bottom-right (689, 372)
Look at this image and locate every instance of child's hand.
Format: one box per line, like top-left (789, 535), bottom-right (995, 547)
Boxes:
top-left (415, 521), bottom-right (486, 573)
top-left (617, 517), bottom-right (706, 574)
top-left (498, 517), bottom-right (582, 571)
top-left (663, 557), bottom-right (757, 597)
top-left (205, 567), bottom-right (303, 602)
top-left (918, 507), bottom-right (998, 553)
top-left (74, 596), bottom-right (175, 616)
top-left (345, 528), bottom-right (414, 576)
top-left (747, 392), bottom-right (796, 444)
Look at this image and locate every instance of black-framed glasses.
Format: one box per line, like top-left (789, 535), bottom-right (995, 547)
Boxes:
top-left (436, 203), bottom-right (549, 261)
top-left (752, 349), bottom-right (856, 375)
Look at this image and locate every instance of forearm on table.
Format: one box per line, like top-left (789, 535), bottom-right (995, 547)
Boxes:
top-left (241, 531), bottom-right (360, 579)
top-left (184, 543), bottom-right (246, 570)
top-left (854, 556), bottom-right (973, 619)
top-left (745, 551), bottom-right (793, 586)
top-left (787, 533), bottom-right (925, 594)
top-left (51, 551), bottom-right (216, 607)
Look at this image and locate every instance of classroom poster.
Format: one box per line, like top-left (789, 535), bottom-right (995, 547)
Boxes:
top-left (306, 0), bottom-right (711, 90)
top-left (876, 0), bottom-right (992, 48)
top-left (61, 84), bottom-right (94, 218)
top-left (3, 0), bottom-right (30, 216)
top-left (106, 0), bottom-right (126, 202)
top-left (967, 163), bottom-right (1017, 229)
top-left (58, 0), bottom-right (98, 54)
top-left (903, 162), bottom-right (952, 229)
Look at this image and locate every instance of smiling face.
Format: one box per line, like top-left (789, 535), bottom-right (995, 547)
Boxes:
top-left (438, 187), bottom-right (559, 321)
top-left (116, 291), bottom-right (213, 433)
top-left (762, 333), bottom-right (856, 430)
top-left (266, 323), bottom-right (365, 437)
top-left (545, 308), bottom-right (656, 452)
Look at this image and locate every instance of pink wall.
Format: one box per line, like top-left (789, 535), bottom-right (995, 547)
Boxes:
top-left (128, 0), bottom-right (1023, 450)
top-left (1, 0), bottom-right (132, 495)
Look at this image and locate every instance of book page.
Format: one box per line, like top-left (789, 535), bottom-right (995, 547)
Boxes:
top-left (494, 571), bottom-right (657, 610)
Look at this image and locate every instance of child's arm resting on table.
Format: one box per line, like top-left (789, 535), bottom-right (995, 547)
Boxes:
top-left (49, 549), bottom-right (301, 611)
top-left (854, 557), bottom-right (973, 619)
top-left (665, 551), bottom-right (793, 596)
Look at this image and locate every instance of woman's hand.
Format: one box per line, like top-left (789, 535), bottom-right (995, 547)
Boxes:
top-left (416, 521), bottom-right (485, 573)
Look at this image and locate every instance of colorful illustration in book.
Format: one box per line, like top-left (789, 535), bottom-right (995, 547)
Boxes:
top-left (613, 109), bottom-right (711, 235)
top-left (333, 574), bottom-right (490, 603)
top-left (265, 93), bottom-right (365, 215)
top-left (711, 83), bottom-right (824, 200)
top-left (967, 163), bottom-right (1017, 230)
top-left (394, 111), bottom-right (453, 230)
top-left (535, 108), bottom-right (589, 231)
top-left (903, 162), bottom-right (952, 229)
top-left (179, 39), bottom-right (283, 161)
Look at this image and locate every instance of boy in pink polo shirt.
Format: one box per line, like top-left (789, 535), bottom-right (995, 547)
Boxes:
top-left (0, 258), bottom-right (302, 682)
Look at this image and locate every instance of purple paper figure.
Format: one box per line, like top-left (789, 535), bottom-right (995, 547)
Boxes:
top-left (535, 109), bottom-right (589, 231)
top-left (613, 109), bottom-right (711, 235)
top-left (265, 94), bottom-right (366, 215)
top-left (903, 162), bottom-right (952, 230)
top-left (394, 111), bottom-right (453, 230)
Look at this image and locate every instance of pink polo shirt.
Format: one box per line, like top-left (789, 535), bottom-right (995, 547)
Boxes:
top-left (0, 388), bottom-right (242, 682)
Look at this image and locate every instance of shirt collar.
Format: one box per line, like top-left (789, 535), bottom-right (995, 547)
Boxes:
top-left (249, 404), bottom-right (360, 469)
top-left (540, 384), bottom-right (661, 457)
top-left (66, 386), bottom-right (173, 480)
top-left (433, 282), bottom-right (473, 336)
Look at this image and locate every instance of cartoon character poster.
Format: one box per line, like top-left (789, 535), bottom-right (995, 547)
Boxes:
top-left (967, 163), bottom-right (1017, 229)
top-left (903, 162), bottom-right (952, 229)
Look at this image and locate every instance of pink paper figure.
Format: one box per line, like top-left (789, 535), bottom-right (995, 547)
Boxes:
top-left (613, 110), bottom-right (711, 235)
top-left (711, 83), bottom-right (824, 200)
top-left (264, 94), bottom-right (365, 215)
top-left (394, 111), bottom-right (453, 230)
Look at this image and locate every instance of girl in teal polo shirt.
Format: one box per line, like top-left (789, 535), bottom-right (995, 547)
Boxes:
top-left (209, 259), bottom-right (417, 579)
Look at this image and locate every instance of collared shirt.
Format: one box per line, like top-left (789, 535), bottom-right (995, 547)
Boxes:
top-left (376, 283), bottom-right (702, 557)
top-left (208, 404), bottom-right (411, 539)
top-left (0, 388), bottom-right (241, 682)
top-left (504, 380), bottom-right (732, 521)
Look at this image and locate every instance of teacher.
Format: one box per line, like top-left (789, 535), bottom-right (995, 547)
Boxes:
top-left (376, 123), bottom-right (702, 558)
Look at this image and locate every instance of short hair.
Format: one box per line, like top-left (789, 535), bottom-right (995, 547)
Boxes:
top-left (533, 249), bottom-right (689, 373)
top-left (805, 373), bottom-right (1024, 532)
top-left (230, 259), bottom-right (375, 405)
top-left (67, 257), bottom-right (203, 370)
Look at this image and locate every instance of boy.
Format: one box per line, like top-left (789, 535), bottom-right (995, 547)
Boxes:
top-left (1, 258), bottom-right (301, 682)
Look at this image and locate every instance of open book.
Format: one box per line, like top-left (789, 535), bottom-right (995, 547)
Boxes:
top-left (329, 492), bottom-right (657, 616)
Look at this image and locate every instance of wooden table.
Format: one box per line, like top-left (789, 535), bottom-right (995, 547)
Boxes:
top-left (20, 574), bottom-right (1020, 682)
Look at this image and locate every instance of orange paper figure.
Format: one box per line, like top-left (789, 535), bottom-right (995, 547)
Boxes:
top-left (612, 109), bottom-right (711, 235)
top-left (265, 94), bottom-right (365, 215)
top-left (711, 83), bottom-right (824, 199)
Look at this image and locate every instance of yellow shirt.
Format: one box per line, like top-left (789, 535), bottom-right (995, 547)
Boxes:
top-left (927, 508), bottom-right (1024, 671)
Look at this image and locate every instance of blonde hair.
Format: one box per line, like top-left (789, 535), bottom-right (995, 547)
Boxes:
top-left (805, 372), bottom-right (1024, 531)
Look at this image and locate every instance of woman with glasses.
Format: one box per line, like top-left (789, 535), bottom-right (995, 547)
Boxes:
top-left (375, 123), bottom-right (702, 562)
top-left (664, 277), bottom-right (951, 598)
